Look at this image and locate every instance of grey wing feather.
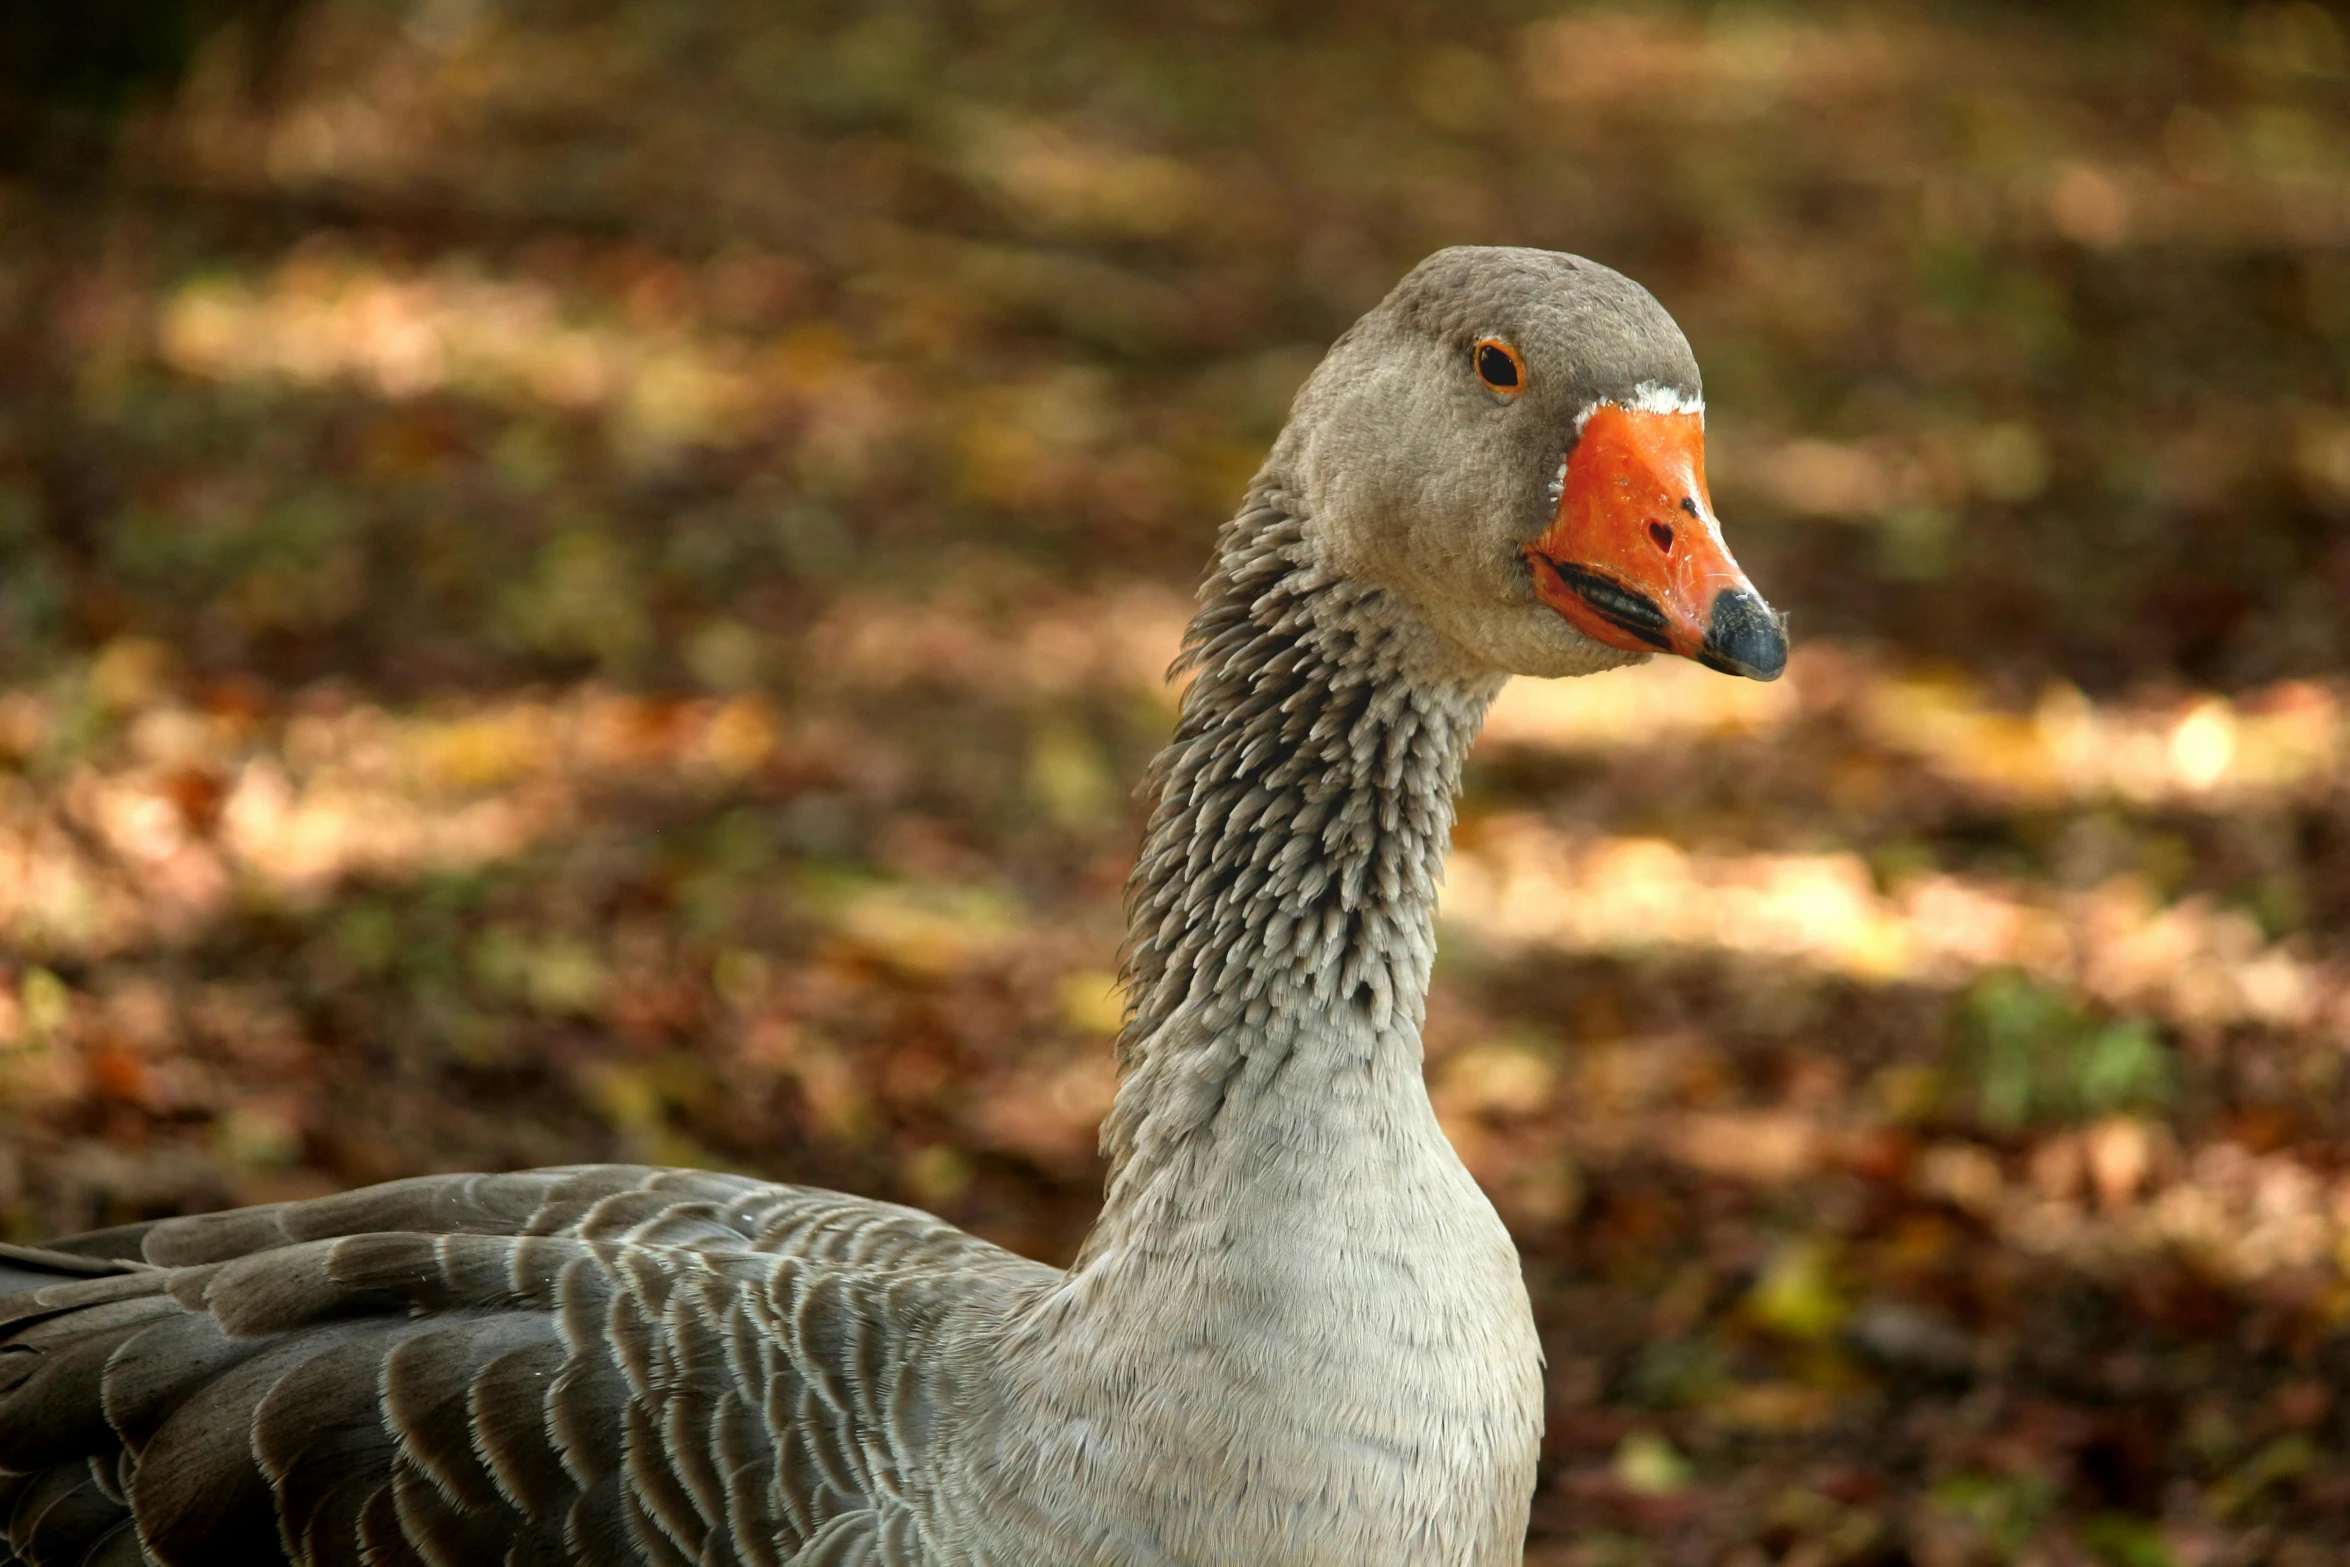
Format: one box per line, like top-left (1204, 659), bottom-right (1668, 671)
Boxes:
top-left (0, 1166), bottom-right (1052, 1567)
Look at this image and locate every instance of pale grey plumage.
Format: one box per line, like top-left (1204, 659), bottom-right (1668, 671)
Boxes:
top-left (0, 246), bottom-right (1735, 1567)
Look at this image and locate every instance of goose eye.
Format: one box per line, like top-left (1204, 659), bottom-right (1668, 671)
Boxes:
top-left (1473, 339), bottom-right (1524, 395)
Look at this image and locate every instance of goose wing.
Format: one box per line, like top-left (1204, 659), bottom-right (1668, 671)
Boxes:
top-left (0, 1166), bottom-right (1050, 1567)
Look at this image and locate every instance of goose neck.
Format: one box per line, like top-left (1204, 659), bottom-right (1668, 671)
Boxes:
top-left (969, 491), bottom-right (1540, 1567)
top-left (1090, 487), bottom-right (1501, 1227)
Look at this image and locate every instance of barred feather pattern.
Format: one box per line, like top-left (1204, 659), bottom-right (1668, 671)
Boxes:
top-left (0, 1167), bottom-right (1051, 1567)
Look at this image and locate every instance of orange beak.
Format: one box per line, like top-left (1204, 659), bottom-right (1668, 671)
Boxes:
top-left (1527, 404), bottom-right (1785, 681)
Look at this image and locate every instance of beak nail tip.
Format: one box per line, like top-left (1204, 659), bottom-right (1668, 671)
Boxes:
top-left (1701, 589), bottom-right (1788, 683)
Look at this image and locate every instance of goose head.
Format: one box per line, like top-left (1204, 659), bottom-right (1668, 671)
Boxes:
top-left (1270, 245), bottom-right (1786, 683)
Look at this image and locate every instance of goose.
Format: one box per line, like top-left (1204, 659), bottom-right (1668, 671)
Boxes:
top-left (0, 245), bottom-right (1785, 1567)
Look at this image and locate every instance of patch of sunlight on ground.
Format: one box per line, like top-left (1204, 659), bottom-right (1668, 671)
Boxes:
top-left (1484, 652), bottom-right (1798, 749)
top-left (7, 617), bottom-right (2344, 984)
top-left (156, 251), bottom-right (884, 460)
top-left (1444, 816), bottom-right (2329, 1031)
top-left (1485, 644), bottom-right (2348, 807)
top-left (1863, 670), bottom-right (2345, 805)
top-left (0, 688), bottom-right (782, 956)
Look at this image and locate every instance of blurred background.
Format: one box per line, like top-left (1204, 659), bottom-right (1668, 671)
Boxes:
top-left (2, 0), bottom-right (2348, 1561)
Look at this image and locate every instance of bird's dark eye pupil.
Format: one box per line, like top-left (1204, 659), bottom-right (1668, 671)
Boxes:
top-left (1476, 343), bottom-right (1519, 388)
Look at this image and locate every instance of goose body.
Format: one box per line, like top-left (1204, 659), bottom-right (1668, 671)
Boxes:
top-left (0, 247), bottom-right (1783, 1567)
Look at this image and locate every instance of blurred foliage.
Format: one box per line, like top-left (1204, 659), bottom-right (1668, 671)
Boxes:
top-left (1957, 970), bottom-right (2171, 1128)
top-left (3, 0), bottom-right (2350, 1562)
top-left (0, 0), bottom-right (304, 171)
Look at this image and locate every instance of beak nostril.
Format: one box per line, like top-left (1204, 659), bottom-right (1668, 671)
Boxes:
top-left (1647, 520), bottom-right (1675, 553)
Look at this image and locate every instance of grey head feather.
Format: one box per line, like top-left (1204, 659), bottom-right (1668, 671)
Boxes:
top-left (1382, 245), bottom-right (1701, 411)
top-left (1276, 245), bottom-right (1705, 681)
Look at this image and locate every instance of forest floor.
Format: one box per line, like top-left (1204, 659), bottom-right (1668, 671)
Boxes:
top-left (4, 3), bottom-right (2350, 1563)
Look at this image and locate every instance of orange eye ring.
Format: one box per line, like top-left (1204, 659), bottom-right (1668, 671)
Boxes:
top-left (1473, 338), bottom-right (1525, 396)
